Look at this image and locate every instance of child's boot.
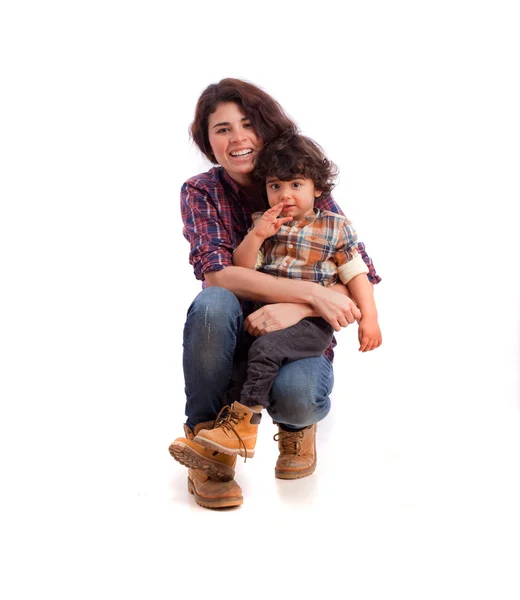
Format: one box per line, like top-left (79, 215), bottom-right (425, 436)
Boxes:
top-left (194, 402), bottom-right (262, 458)
top-left (273, 423), bottom-right (317, 479)
top-left (169, 421), bottom-right (237, 481)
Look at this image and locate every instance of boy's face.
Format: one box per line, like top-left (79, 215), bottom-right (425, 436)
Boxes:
top-left (265, 175), bottom-right (322, 222)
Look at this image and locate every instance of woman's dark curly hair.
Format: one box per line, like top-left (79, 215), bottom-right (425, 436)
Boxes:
top-left (190, 78), bottom-right (298, 163)
top-left (253, 133), bottom-right (339, 195)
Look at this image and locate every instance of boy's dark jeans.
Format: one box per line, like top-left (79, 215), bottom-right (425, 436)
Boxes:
top-left (240, 317), bottom-right (334, 408)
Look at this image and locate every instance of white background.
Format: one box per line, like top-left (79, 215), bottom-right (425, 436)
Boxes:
top-left (1, 1), bottom-right (519, 598)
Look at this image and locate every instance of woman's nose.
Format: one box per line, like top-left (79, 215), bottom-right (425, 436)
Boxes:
top-left (230, 128), bottom-right (247, 143)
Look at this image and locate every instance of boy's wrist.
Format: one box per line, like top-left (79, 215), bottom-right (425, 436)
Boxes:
top-left (249, 229), bottom-right (267, 242)
top-left (359, 310), bottom-right (378, 321)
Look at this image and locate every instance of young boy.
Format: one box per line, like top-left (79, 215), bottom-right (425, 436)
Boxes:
top-left (193, 134), bottom-right (382, 459)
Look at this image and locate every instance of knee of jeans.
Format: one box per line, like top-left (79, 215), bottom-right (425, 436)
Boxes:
top-left (268, 378), bottom-right (331, 428)
top-left (188, 287), bottom-right (241, 325)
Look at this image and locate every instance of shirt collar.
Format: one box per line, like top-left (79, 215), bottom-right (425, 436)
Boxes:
top-left (220, 167), bottom-right (242, 196)
top-left (287, 207), bottom-right (321, 229)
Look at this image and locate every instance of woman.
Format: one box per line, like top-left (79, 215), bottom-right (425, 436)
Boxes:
top-left (169, 78), bottom-right (381, 509)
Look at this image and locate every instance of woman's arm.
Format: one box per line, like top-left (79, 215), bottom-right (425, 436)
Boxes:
top-left (243, 281), bottom-right (352, 336)
top-left (206, 266), bottom-right (360, 332)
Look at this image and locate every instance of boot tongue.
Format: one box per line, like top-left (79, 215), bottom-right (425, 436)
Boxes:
top-left (193, 420), bottom-right (215, 436)
top-left (281, 431), bottom-right (303, 455)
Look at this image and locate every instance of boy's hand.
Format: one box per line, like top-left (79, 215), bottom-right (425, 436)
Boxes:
top-left (252, 203), bottom-right (292, 239)
top-left (358, 316), bottom-right (382, 352)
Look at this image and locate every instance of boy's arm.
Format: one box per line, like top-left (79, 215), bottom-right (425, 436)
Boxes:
top-left (347, 274), bottom-right (378, 320)
top-left (334, 217), bottom-right (382, 351)
top-left (234, 203), bottom-right (292, 269)
top-left (347, 274), bottom-right (382, 352)
top-left (233, 230), bottom-right (265, 270)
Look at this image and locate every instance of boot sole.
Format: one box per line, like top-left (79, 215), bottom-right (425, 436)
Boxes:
top-left (275, 461), bottom-right (317, 479)
top-left (195, 436), bottom-right (255, 458)
top-left (169, 441), bottom-right (235, 481)
top-left (188, 477), bottom-right (243, 509)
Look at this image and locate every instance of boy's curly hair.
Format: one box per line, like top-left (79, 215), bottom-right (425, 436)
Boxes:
top-left (253, 133), bottom-right (338, 195)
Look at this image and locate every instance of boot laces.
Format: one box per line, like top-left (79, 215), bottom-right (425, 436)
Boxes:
top-left (273, 430), bottom-right (304, 456)
top-left (214, 404), bottom-right (248, 461)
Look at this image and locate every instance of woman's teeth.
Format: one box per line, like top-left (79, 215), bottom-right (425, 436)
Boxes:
top-left (230, 149), bottom-right (253, 157)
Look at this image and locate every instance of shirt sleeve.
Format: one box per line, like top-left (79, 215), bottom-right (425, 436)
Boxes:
top-left (181, 181), bottom-right (235, 281)
top-left (333, 219), bottom-right (369, 284)
top-left (318, 193), bottom-right (381, 284)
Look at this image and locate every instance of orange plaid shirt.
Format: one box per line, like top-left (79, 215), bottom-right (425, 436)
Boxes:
top-left (252, 209), bottom-right (369, 287)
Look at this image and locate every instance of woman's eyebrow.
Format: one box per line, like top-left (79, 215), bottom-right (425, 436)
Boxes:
top-left (212, 117), bottom-right (250, 128)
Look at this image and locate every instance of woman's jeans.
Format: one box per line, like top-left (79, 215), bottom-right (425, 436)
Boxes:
top-left (183, 287), bottom-right (333, 431)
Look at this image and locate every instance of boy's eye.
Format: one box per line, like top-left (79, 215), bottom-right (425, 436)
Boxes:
top-left (292, 182), bottom-right (301, 188)
top-left (269, 184), bottom-right (280, 190)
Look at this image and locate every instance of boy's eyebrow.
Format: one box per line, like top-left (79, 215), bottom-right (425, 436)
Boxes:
top-left (266, 176), bottom-right (305, 184)
top-left (212, 117), bottom-right (250, 128)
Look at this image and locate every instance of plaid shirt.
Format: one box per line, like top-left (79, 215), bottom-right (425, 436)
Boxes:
top-left (181, 166), bottom-right (381, 361)
top-left (253, 209), bottom-right (369, 287)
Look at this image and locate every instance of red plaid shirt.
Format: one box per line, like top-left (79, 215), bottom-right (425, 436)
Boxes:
top-left (181, 167), bottom-right (381, 361)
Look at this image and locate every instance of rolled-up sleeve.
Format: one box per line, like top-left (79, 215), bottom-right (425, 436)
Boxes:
top-left (333, 220), bottom-right (369, 284)
top-left (319, 194), bottom-right (381, 284)
top-left (181, 182), bottom-right (234, 281)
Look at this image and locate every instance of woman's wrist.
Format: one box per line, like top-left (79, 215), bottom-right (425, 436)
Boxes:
top-left (296, 302), bottom-right (316, 318)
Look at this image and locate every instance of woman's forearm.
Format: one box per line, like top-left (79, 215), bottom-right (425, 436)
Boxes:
top-left (205, 265), bottom-right (318, 304)
top-left (206, 266), bottom-right (362, 331)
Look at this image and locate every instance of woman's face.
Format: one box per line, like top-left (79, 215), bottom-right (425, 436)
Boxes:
top-left (207, 102), bottom-right (262, 186)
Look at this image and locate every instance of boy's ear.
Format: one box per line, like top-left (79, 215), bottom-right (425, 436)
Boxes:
top-left (314, 189), bottom-right (322, 198)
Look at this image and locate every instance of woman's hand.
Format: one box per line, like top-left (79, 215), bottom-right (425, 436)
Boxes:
top-left (308, 286), bottom-right (361, 331)
top-left (358, 316), bottom-right (382, 352)
top-left (245, 303), bottom-right (311, 336)
top-left (252, 202), bottom-right (292, 240)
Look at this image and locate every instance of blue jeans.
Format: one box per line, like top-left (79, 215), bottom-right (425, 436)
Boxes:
top-left (183, 287), bottom-right (333, 431)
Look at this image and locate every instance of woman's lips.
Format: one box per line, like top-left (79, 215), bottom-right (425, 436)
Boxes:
top-left (229, 149), bottom-right (254, 160)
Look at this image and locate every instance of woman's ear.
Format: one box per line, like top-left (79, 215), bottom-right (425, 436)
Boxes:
top-left (314, 189), bottom-right (322, 198)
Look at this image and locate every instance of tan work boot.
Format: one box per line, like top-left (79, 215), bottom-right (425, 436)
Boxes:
top-left (274, 424), bottom-right (317, 479)
top-left (187, 468), bottom-right (243, 509)
top-left (169, 421), bottom-right (236, 481)
top-left (194, 402), bottom-right (262, 458)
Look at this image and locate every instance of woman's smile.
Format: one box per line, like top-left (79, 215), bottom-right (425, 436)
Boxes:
top-left (208, 102), bottom-right (262, 186)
